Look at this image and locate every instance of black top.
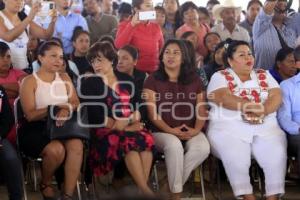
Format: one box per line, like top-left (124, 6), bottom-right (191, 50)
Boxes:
top-left (80, 70), bottom-right (139, 127)
top-left (0, 86), bottom-right (14, 138)
top-left (204, 61), bottom-right (224, 83)
top-left (71, 54), bottom-right (93, 75)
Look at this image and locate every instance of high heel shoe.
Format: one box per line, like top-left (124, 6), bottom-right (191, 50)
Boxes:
top-left (40, 183), bottom-right (57, 200)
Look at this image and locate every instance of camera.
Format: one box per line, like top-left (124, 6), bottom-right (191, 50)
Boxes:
top-left (138, 11), bottom-right (156, 21)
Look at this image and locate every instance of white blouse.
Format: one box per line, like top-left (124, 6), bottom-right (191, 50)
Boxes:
top-left (207, 68), bottom-right (284, 143)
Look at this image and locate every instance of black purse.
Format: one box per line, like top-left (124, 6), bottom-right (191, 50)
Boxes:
top-left (47, 105), bottom-right (90, 140)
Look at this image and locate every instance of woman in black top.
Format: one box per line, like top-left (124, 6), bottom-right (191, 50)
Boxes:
top-left (70, 26), bottom-right (93, 75)
top-left (80, 42), bottom-right (154, 195)
top-left (0, 86), bottom-right (23, 200)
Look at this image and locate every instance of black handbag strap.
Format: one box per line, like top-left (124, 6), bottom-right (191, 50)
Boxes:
top-left (273, 25), bottom-right (290, 49)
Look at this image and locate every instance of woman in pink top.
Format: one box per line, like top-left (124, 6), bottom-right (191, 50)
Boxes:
top-left (115, 0), bottom-right (164, 74)
top-left (175, 2), bottom-right (210, 58)
top-left (0, 42), bottom-right (27, 108)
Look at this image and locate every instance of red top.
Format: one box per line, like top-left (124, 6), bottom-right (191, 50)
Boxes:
top-left (176, 23), bottom-right (210, 57)
top-left (115, 20), bottom-right (164, 73)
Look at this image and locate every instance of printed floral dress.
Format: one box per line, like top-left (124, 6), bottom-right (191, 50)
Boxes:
top-left (81, 71), bottom-right (154, 176)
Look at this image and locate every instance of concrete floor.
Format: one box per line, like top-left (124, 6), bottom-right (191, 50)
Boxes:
top-left (1, 161), bottom-right (300, 200)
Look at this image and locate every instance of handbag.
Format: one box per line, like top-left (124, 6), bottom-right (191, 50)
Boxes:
top-left (47, 105), bottom-right (90, 140)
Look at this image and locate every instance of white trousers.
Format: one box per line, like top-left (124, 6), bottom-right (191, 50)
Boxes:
top-left (154, 132), bottom-right (210, 193)
top-left (208, 132), bottom-right (287, 197)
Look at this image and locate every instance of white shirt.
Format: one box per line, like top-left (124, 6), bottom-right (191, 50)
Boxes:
top-left (207, 69), bottom-right (284, 143)
top-left (211, 23), bottom-right (250, 43)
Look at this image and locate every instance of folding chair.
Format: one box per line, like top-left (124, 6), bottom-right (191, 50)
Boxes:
top-left (151, 152), bottom-right (206, 200)
top-left (14, 97), bottom-right (83, 200)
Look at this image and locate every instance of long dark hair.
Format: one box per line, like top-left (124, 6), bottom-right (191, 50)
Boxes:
top-left (154, 39), bottom-right (197, 85)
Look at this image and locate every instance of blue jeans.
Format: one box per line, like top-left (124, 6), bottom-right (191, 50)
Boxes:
top-left (0, 139), bottom-right (23, 200)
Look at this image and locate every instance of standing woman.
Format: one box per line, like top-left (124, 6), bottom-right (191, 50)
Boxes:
top-left (0, 0), bottom-right (56, 70)
top-left (143, 39), bottom-right (210, 200)
top-left (115, 0), bottom-right (164, 74)
top-left (162, 0), bottom-right (180, 40)
top-left (80, 42), bottom-right (154, 195)
top-left (176, 1), bottom-right (210, 58)
top-left (19, 41), bottom-right (83, 200)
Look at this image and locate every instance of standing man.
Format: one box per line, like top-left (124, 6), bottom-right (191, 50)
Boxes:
top-left (54, 0), bottom-right (89, 55)
top-left (84, 0), bottom-right (118, 44)
top-left (253, 0), bottom-right (296, 69)
top-left (239, 0), bottom-right (263, 38)
top-left (211, 0), bottom-right (250, 43)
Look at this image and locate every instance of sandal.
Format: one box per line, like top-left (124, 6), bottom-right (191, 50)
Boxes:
top-left (40, 183), bottom-right (57, 200)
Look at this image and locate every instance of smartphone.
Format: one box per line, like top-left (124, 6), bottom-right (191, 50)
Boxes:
top-left (138, 11), bottom-right (156, 21)
top-left (37, 1), bottom-right (55, 18)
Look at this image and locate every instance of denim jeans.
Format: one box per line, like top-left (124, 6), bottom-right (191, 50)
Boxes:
top-left (0, 139), bottom-right (23, 200)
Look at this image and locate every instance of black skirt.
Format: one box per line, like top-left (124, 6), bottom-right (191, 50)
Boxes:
top-left (18, 120), bottom-right (50, 158)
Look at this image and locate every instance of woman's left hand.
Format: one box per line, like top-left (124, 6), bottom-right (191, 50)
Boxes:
top-left (55, 108), bottom-right (70, 127)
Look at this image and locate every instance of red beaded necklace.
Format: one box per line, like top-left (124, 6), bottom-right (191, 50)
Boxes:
top-left (220, 69), bottom-right (269, 103)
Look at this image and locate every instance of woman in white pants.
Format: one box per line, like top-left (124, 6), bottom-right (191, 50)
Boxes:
top-left (207, 39), bottom-right (287, 200)
top-left (143, 39), bottom-right (210, 200)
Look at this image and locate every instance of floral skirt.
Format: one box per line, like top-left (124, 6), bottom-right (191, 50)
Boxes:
top-left (89, 128), bottom-right (155, 176)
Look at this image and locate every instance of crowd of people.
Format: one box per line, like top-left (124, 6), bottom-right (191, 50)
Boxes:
top-left (1, 0), bottom-right (300, 200)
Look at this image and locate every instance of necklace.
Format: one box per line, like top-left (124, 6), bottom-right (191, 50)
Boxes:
top-left (220, 69), bottom-right (269, 103)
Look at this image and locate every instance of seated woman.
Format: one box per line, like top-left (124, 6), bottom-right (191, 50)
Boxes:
top-left (117, 45), bottom-right (146, 99)
top-left (175, 2), bottom-right (210, 58)
top-left (0, 86), bottom-right (23, 200)
top-left (203, 40), bottom-right (226, 82)
top-left (203, 32), bottom-right (221, 64)
top-left (32, 38), bottom-right (80, 85)
top-left (207, 40), bottom-right (287, 200)
top-left (180, 31), bottom-right (203, 68)
top-left (0, 41), bottom-right (27, 108)
top-left (143, 39), bottom-right (210, 200)
top-left (19, 41), bottom-right (83, 200)
top-left (278, 65), bottom-right (300, 179)
top-left (70, 26), bottom-right (93, 75)
top-left (80, 42), bottom-right (154, 195)
top-left (269, 47), bottom-right (297, 84)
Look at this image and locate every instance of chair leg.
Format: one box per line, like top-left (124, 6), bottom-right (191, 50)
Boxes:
top-left (216, 160), bottom-right (222, 200)
top-left (153, 162), bottom-right (159, 192)
top-left (200, 165), bottom-right (206, 200)
top-left (77, 180), bottom-right (82, 200)
top-left (32, 161), bottom-right (38, 192)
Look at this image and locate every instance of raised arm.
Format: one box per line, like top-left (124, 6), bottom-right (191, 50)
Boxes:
top-left (29, 9), bottom-right (57, 40)
top-left (114, 14), bottom-right (140, 49)
top-left (0, 2), bottom-right (40, 42)
top-left (253, 1), bottom-right (277, 41)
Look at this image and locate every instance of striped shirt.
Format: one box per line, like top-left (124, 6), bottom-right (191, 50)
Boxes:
top-left (253, 9), bottom-right (296, 70)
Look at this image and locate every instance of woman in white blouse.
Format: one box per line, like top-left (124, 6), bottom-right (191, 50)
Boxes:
top-left (207, 39), bottom-right (287, 200)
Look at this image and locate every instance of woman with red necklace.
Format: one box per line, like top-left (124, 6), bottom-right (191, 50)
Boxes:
top-left (207, 39), bottom-right (287, 200)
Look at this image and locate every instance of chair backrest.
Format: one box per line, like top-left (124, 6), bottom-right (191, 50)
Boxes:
top-left (13, 97), bottom-right (25, 147)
